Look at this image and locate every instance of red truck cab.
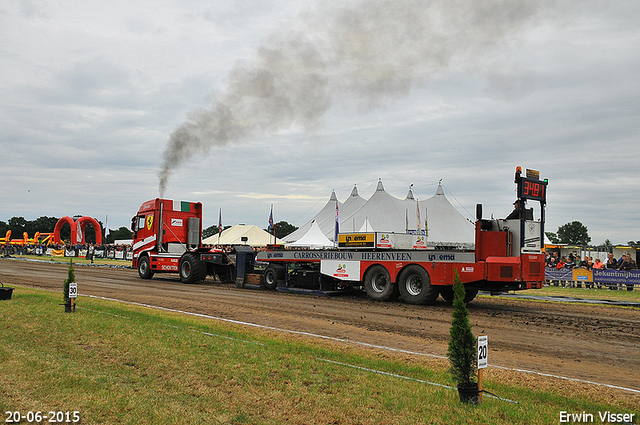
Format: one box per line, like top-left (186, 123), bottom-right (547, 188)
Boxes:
top-left (131, 199), bottom-right (203, 278)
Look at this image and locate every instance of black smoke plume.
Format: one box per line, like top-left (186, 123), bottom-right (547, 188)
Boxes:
top-left (159, 0), bottom-right (560, 195)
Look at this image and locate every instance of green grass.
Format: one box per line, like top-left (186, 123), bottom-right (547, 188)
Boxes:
top-left (10, 254), bottom-right (131, 267)
top-left (0, 287), bottom-right (637, 424)
top-left (515, 285), bottom-right (640, 303)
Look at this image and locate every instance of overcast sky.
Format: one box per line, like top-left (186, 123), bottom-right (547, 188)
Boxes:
top-left (1, 0), bottom-right (638, 245)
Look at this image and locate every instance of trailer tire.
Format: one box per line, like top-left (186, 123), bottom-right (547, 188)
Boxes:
top-left (363, 265), bottom-right (399, 301)
top-left (180, 253), bottom-right (206, 284)
top-left (398, 265), bottom-right (438, 305)
top-left (463, 289), bottom-right (478, 304)
top-left (439, 286), bottom-right (478, 304)
top-left (138, 256), bottom-right (154, 279)
top-left (263, 265), bottom-right (283, 290)
top-left (439, 286), bottom-right (454, 303)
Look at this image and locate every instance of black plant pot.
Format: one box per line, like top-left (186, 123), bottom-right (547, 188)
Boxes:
top-left (0, 283), bottom-right (14, 300)
top-left (457, 383), bottom-right (479, 404)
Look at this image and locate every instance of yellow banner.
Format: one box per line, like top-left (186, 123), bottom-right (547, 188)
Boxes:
top-left (338, 233), bottom-right (375, 248)
top-left (572, 269), bottom-right (593, 282)
top-left (51, 249), bottom-right (65, 257)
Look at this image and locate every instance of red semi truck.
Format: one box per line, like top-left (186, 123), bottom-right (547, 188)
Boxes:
top-left (131, 167), bottom-right (547, 304)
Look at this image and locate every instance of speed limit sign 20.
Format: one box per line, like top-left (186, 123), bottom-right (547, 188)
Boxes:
top-left (477, 335), bottom-right (488, 369)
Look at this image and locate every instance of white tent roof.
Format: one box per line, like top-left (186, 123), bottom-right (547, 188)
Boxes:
top-left (420, 185), bottom-right (474, 246)
top-left (287, 220), bottom-right (334, 249)
top-left (283, 190), bottom-right (340, 243)
top-left (202, 224), bottom-right (285, 246)
top-left (341, 180), bottom-right (412, 233)
top-left (315, 185), bottom-right (366, 239)
top-left (358, 218), bottom-right (374, 232)
top-left (286, 181), bottom-right (474, 248)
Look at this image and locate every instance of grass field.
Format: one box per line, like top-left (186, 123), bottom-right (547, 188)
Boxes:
top-left (0, 287), bottom-right (637, 424)
top-left (517, 285), bottom-right (640, 303)
top-left (10, 254), bottom-right (131, 267)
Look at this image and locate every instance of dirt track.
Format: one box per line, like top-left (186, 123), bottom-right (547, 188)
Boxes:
top-left (2, 258), bottom-right (639, 397)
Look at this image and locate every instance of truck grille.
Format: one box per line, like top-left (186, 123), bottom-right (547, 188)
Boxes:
top-left (529, 262), bottom-right (541, 275)
top-left (500, 266), bottom-right (513, 278)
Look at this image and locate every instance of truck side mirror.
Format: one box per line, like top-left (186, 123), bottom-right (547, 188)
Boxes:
top-left (476, 204), bottom-right (483, 221)
top-left (130, 217), bottom-right (138, 238)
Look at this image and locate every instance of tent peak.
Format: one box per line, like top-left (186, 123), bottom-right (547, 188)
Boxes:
top-left (435, 182), bottom-right (445, 196)
top-left (405, 184), bottom-right (415, 200)
top-left (329, 190), bottom-right (338, 201)
top-left (350, 185), bottom-right (359, 197)
top-left (376, 179), bottom-right (385, 192)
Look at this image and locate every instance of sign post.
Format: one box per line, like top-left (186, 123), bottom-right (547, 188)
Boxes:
top-left (68, 282), bottom-right (77, 313)
top-left (477, 335), bottom-right (488, 403)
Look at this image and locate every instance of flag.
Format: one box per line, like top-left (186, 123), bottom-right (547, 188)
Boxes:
top-left (217, 208), bottom-right (223, 233)
top-left (104, 215), bottom-right (110, 238)
top-left (334, 200), bottom-right (340, 243)
top-left (268, 205), bottom-right (274, 231)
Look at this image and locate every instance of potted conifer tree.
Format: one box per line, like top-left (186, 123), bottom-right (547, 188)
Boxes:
top-left (63, 259), bottom-right (76, 312)
top-left (446, 270), bottom-right (478, 403)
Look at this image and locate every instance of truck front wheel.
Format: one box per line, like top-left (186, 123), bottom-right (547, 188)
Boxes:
top-left (398, 265), bottom-right (438, 305)
top-left (180, 253), bottom-right (206, 284)
top-left (363, 265), bottom-right (399, 301)
top-left (138, 256), bottom-right (154, 279)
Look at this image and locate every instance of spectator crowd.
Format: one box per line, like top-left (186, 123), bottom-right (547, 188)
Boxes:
top-left (546, 251), bottom-right (637, 271)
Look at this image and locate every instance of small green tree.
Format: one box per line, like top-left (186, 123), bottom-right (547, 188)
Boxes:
top-left (545, 231), bottom-right (560, 244)
top-left (447, 271), bottom-right (476, 386)
top-left (63, 259), bottom-right (75, 304)
top-left (265, 221), bottom-right (298, 238)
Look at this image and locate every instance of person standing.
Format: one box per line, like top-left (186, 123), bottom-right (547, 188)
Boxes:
top-left (618, 254), bottom-right (636, 291)
top-left (506, 200), bottom-right (522, 220)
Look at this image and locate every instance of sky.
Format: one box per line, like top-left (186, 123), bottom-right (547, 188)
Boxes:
top-left (1, 0), bottom-right (639, 245)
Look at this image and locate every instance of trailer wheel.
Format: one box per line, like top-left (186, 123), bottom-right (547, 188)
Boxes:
top-left (439, 286), bottom-right (478, 304)
top-left (398, 265), bottom-right (438, 305)
top-left (363, 265), bottom-right (399, 301)
top-left (263, 266), bottom-right (283, 290)
top-left (138, 256), bottom-right (154, 279)
top-left (463, 289), bottom-right (478, 304)
top-left (180, 253), bottom-right (206, 284)
top-left (439, 286), bottom-right (454, 303)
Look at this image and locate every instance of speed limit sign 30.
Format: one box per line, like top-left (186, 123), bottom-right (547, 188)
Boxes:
top-left (68, 283), bottom-right (78, 299)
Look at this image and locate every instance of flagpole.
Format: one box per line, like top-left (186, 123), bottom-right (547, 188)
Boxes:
top-left (217, 208), bottom-right (222, 245)
top-left (425, 207), bottom-right (429, 238)
top-left (334, 199), bottom-right (339, 247)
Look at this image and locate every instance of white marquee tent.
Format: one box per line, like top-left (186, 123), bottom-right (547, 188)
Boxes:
top-left (283, 185), bottom-right (365, 243)
top-left (286, 220), bottom-right (334, 249)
